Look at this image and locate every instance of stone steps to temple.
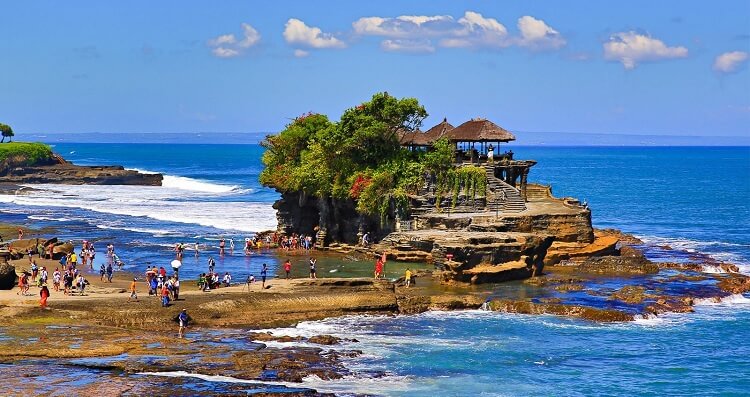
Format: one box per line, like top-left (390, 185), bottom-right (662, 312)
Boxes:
top-left (483, 166), bottom-right (526, 213)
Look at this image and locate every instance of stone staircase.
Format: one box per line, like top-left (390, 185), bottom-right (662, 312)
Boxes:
top-left (525, 183), bottom-right (552, 201)
top-left (484, 166), bottom-right (526, 213)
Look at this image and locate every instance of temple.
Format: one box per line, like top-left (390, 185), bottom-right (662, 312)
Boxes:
top-left (398, 117), bottom-right (537, 214)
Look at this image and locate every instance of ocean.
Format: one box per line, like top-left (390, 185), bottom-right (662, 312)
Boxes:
top-left (1, 143), bottom-right (749, 395)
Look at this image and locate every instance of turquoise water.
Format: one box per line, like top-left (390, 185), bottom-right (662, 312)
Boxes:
top-left (1, 144), bottom-right (749, 395)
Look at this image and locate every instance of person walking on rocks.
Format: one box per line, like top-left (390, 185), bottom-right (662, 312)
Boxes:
top-left (404, 268), bottom-right (412, 288)
top-left (99, 264), bottom-right (106, 281)
top-left (106, 262), bottom-right (114, 283)
top-left (128, 278), bottom-right (139, 302)
top-left (261, 263), bottom-right (268, 288)
top-left (178, 309), bottom-right (189, 338)
top-left (40, 285), bottom-right (50, 308)
top-left (283, 259), bottom-right (292, 279)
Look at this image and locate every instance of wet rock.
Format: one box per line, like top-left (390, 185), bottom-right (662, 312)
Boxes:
top-left (0, 262), bottom-right (16, 290)
top-left (645, 296), bottom-right (695, 315)
top-left (487, 299), bottom-right (633, 322)
top-left (577, 255), bottom-right (659, 275)
top-left (618, 245), bottom-right (646, 260)
top-left (608, 286), bottom-right (649, 304)
top-left (658, 262), bottom-right (703, 271)
top-left (249, 332), bottom-right (303, 343)
top-left (717, 274), bottom-right (750, 295)
top-left (555, 284), bottom-right (584, 292)
top-left (307, 335), bottom-right (341, 345)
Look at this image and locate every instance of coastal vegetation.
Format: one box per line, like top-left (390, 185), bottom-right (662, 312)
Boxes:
top-left (0, 123), bottom-right (14, 143)
top-left (260, 92), bottom-right (486, 221)
top-left (0, 142), bottom-right (54, 166)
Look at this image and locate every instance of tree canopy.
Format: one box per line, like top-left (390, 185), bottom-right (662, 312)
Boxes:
top-left (0, 123), bottom-right (14, 143)
top-left (259, 92), bottom-right (483, 221)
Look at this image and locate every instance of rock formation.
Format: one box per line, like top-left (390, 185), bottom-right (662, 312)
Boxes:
top-left (0, 150), bottom-right (162, 186)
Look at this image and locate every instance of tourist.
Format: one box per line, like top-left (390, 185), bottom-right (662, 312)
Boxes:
top-left (128, 278), bottom-right (138, 302)
top-left (309, 257), bottom-right (317, 279)
top-left (89, 243), bottom-right (96, 267)
top-left (172, 276), bottom-right (180, 301)
top-left (149, 276), bottom-right (158, 296)
top-left (39, 285), bottom-right (50, 308)
top-left (159, 266), bottom-right (167, 279)
top-left (244, 238), bottom-right (252, 254)
top-left (63, 271), bottom-right (73, 295)
top-left (261, 263), bottom-right (268, 288)
top-left (52, 268), bottom-right (61, 292)
top-left (404, 268), bottom-right (412, 288)
top-left (70, 251), bottom-right (78, 267)
top-left (362, 232), bottom-right (369, 247)
top-left (17, 272), bottom-right (29, 296)
top-left (374, 258), bottom-right (383, 279)
top-left (229, 238), bottom-right (235, 253)
top-left (207, 256), bottom-right (216, 273)
top-left (39, 267), bottom-right (48, 287)
top-left (30, 261), bottom-right (38, 283)
top-left (161, 284), bottom-right (170, 307)
top-left (219, 238), bottom-right (225, 256)
top-left (178, 309), bottom-right (189, 338)
top-left (99, 264), bottom-right (106, 281)
top-left (76, 274), bottom-right (87, 295)
top-left (17, 228), bottom-right (23, 240)
top-left (222, 272), bottom-right (232, 287)
top-left (106, 262), bottom-right (114, 283)
top-left (283, 259), bottom-right (291, 279)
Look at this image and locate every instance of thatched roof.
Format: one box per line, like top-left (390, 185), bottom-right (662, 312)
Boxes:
top-left (398, 118), bottom-right (454, 146)
top-left (446, 118), bottom-right (516, 142)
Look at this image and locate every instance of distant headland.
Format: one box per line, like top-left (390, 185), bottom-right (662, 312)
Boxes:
top-left (0, 141), bottom-right (162, 186)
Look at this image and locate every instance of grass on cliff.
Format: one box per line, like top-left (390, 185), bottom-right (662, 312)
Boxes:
top-left (0, 142), bottom-right (54, 165)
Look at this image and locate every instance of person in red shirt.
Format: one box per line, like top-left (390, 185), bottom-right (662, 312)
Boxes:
top-left (283, 259), bottom-right (292, 279)
top-left (40, 285), bottom-right (50, 308)
top-left (375, 258), bottom-right (383, 279)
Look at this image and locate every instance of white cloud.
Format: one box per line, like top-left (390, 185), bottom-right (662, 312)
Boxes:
top-left (381, 39), bottom-right (435, 53)
top-left (208, 23), bottom-right (261, 58)
top-left (603, 31), bottom-right (688, 69)
top-left (352, 15), bottom-right (454, 38)
top-left (237, 23), bottom-right (261, 48)
top-left (293, 49), bottom-right (310, 58)
top-left (283, 18), bottom-right (345, 49)
top-left (352, 11), bottom-right (565, 52)
top-left (441, 11), bottom-right (509, 48)
top-left (211, 47), bottom-right (240, 58)
top-left (713, 51), bottom-right (749, 73)
top-left (516, 16), bottom-right (566, 49)
top-left (208, 34), bottom-right (236, 47)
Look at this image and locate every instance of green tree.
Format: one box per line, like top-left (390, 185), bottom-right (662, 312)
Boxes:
top-left (259, 92), bottom-right (430, 222)
top-left (0, 123), bottom-right (13, 143)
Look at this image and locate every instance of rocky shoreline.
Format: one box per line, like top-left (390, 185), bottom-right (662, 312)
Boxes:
top-left (0, 149), bottom-right (162, 185)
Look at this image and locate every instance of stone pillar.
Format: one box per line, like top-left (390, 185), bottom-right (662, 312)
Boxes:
top-left (520, 168), bottom-right (529, 201)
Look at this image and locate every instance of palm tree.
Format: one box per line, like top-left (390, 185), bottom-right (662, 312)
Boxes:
top-left (0, 123), bottom-right (13, 143)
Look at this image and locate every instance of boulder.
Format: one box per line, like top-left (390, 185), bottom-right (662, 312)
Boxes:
top-left (577, 255), bottom-right (659, 275)
top-left (0, 262), bottom-right (17, 290)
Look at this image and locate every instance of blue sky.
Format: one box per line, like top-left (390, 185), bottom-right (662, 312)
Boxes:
top-left (1, 1), bottom-right (749, 137)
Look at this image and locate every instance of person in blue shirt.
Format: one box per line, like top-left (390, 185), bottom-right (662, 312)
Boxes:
top-left (178, 309), bottom-right (190, 338)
